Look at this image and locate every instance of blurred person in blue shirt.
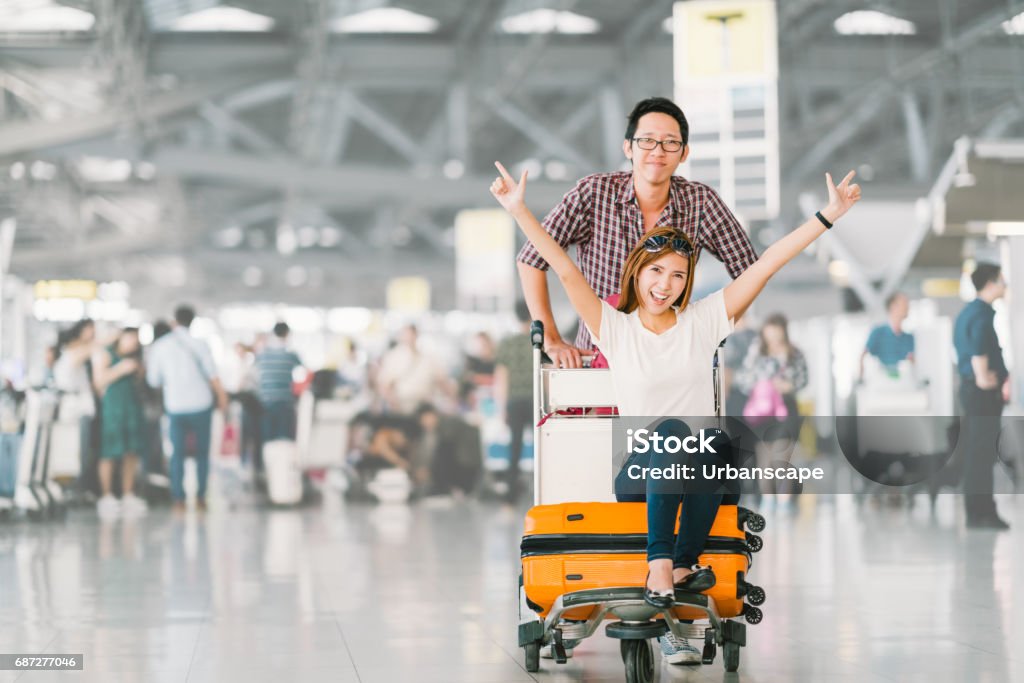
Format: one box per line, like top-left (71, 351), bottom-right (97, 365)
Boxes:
top-left (860, 292), bottom-right (914, 380)
top-left (953, 262), bottom-right (1009, 530)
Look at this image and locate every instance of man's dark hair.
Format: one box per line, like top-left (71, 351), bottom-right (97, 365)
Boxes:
top-left (66, 318), bottom-right (94, 343)
top-left (514, 300), bottom-right (531, 324)
top-left (885, 292), bottom-right (906, 310)
top-left (174, 305), bottom-right (196, 328)
top-left (971, 262), bottom-right (1001, 292)
top-left (152, 320), bottom-right (172, 341)
top-left (273, 322), bottom-right (290, 338)
top-left (414, 401), bottom-right (438, 420)
top-left (624, 97), bottom-right (689, 146)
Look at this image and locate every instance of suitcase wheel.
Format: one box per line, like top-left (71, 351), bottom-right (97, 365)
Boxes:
top-left (743, 604), bottom-right (763, 625)
top-left (621, 638), bottom-right (654, 683)
top-left (523, 641), bottom-right (540, 673)
top-left (746, 584), bottom-right (766, 606)
top-left (745, 532), bottom-right (763, 553)
top-left (745, 512), bottom-right (766, 532)
top-left (724, 641), bottom-right (741, 672)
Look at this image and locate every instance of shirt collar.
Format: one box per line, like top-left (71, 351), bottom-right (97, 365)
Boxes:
top-left (615, 175), bottom-right (686, 216)
top-left (615, 176), bottom-right (637, 205)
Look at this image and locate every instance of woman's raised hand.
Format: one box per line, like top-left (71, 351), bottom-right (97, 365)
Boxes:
top-left (823, 170), bottom-right (862, 222)
top-left (490, 161), bottom-right (528, 214)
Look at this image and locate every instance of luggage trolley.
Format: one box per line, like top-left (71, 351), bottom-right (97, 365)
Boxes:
top-left (517, 322), bottom-right (766, 680)
top-left (13, 388), bottom-right (66, 520)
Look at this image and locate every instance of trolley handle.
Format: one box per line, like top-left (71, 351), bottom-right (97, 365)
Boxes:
top-left (713, 339), bottom-right (726, 420)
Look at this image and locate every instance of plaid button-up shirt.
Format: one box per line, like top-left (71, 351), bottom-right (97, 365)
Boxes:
top-left (517, 172), bottom-right (758, 350)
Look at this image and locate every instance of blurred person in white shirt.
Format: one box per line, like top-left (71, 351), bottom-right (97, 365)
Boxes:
top-left (146, 305), bottom-right (228, 513)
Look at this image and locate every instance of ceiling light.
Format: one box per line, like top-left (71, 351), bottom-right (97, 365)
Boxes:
top-left (1003, 11), bottom-right (1024, 35)
top-left (216, 226), bottom-right (245, 248)
top-left (544, 160), bottom-right (568, 180)
top-left (985, 222), bottom-right (1024, 238)
top-left (29, 160), bottom-right (57, 181)
top-left (501, 9), bottom-right (600, 35)
top-left (331, 8), bottom-right (439, 33)
top-left (319, 226), bottom-right (342, 248)
top-left (171, 6), bottom-right (274, 32)
top-left (77, 157), bottom-right (132, 183)
top-left (443, 159), bottom-right (465, 179)
top-left (834, 10), bottom-right (916, 35)
top-left (327, 307), bottom-right (372, 334)
top-left (0, 1), bottom-right (95, 32)
top-left (276, 227), bottom-right (297, 255)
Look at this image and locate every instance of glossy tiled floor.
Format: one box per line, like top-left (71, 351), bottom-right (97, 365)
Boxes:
top-left (1, 492), bottom-right (1022, 683)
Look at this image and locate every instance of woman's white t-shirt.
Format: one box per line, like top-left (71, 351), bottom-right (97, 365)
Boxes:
top-left (585, 290), bottom-right (734, 417)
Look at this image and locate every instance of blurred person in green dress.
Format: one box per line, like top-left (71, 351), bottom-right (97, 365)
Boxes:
top-left (92, 328), bottom-right (149, 519)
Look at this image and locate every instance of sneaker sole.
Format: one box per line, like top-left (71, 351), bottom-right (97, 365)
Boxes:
top-left (664, 654), bottom-right (702, 665)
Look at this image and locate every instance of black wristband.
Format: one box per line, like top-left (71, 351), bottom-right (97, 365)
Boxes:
top-left (815, 211), bottom-right (833, 229)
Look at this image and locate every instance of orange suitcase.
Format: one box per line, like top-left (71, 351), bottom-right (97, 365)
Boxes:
top-left (520, 502), bottom-right (765, 623)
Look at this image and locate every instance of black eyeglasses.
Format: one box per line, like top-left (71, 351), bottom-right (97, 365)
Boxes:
top-left (632, 137), bottom-right (684, 153)
top-left (643, 233), bottom-right (693, 257)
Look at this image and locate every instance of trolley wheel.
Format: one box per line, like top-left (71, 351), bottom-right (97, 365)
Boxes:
top-left (701, 640), bottom-right (717, 665)
top-left (746, 512), bottom-right (766, 533)
top-left (746, 584), bottom-right (766, 606)
top-left (621, 639), bottom-right (655, 683)
top-left (743, 604), bottom-right (763, 625)
top-left (746, 533), bottom-right (763, 553)
top-left (723, 641), bottom-right (741, 672)
top-left (523, 641), bottom-right (540, 673)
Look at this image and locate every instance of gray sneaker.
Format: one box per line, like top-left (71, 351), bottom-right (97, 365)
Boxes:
top-left (659, 633), bottom-right (701, 665)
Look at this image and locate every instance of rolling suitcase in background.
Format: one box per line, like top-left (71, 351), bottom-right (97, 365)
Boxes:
top-left (263, 439), bottom-right (303, 505)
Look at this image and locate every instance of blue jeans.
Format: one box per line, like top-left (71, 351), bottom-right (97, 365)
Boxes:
top-left (0, 433), bottom-right (21, 497)
top-left (617, 419), bottom-right (740, 565)
top-left (260, 401), bottom-right (297, 442)
top-left (168, 408), bottom-right (213, 502)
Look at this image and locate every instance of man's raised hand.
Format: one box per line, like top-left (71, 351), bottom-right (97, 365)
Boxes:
top-left (490, 161), bottom-right (528, 214)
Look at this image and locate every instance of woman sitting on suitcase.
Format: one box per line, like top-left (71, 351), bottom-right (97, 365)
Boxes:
top-left (490, 161), bottom-right (860, 608)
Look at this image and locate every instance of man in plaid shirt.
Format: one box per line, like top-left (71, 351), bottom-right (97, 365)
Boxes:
top-left (518, 97), bottom-right (758, 368)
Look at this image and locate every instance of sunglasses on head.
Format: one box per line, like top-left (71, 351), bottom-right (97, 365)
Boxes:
top-left (642, 233), bottom-right (693, 258)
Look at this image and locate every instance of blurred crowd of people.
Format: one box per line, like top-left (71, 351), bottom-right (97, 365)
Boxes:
top-left (15, 257), bottom-right (1011, 525)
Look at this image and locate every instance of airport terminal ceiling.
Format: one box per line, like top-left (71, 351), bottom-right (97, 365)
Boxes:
top-left (1, 0), bottom-right (1024, 309)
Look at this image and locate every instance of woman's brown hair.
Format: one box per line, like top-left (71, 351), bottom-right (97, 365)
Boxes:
top-left (757, 313), bottom-right (796, 361)
top-left (616, 227), bottom-right (696, 314)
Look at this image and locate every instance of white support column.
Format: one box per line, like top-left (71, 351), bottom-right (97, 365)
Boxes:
top-left (1002, 238), bottom-right (1024, 406)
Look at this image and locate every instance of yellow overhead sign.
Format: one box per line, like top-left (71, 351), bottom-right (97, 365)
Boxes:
top-left (34, 280), bottom-right (98, 301)
top-left (386, 277), bottom-right (430, 313)
top-left (675, 0), bottom-right (777, 78)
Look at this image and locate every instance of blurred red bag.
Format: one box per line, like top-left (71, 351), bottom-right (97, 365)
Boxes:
top-left (220, 422), bottom-right (240, 457)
